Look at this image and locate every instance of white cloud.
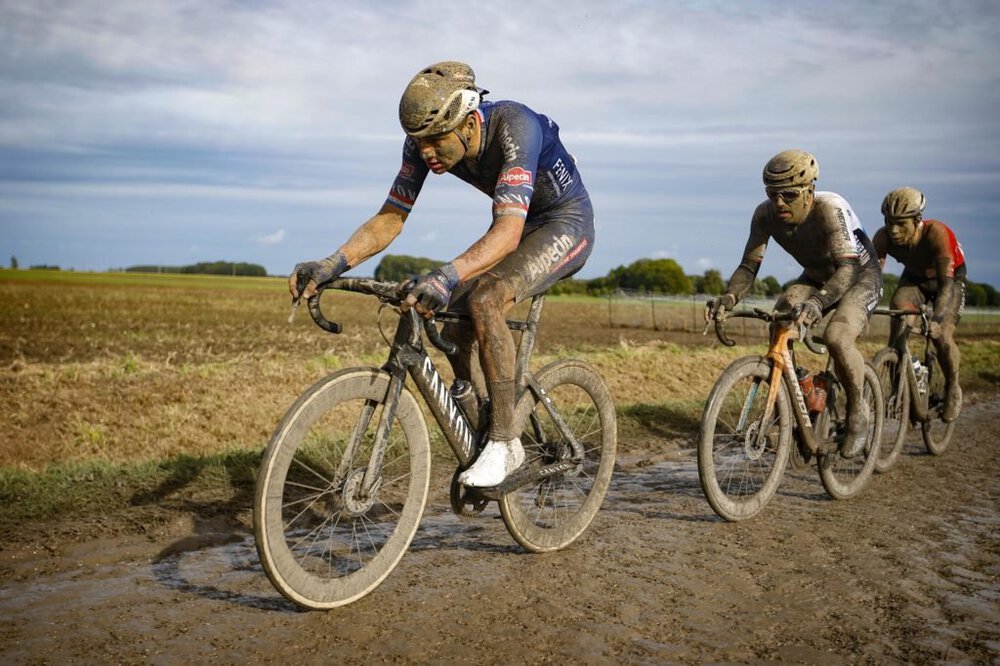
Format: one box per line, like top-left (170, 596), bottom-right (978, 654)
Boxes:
top-left (256, 229), bottom-right (285, 246)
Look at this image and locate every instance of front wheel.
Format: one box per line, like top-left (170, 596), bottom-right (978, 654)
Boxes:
top-left (817, 363), bottom-right (883, 499)
top-left (921, 356), bottom-right (956, 455)
top-left (254, 368), bottom-right (431, 609)
top-left (871, 348), bottom-right (909, 473)
top-left (499, 359), bottom-right (617, 553)
top-left (697, 356), bottom-right (792, 522)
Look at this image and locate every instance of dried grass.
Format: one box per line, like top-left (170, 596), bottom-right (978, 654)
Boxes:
top-left (2, 271), bottom-right (998, 471)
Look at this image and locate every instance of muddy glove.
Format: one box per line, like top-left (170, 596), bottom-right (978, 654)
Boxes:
top-left (289, 251), bottom-right (349, 300)
top-left (793, 298), bottom-right (823, 327)
top-left (406, 263), bottom-right (460, 316)
top-left (705, 293), bottom-right (736, 323)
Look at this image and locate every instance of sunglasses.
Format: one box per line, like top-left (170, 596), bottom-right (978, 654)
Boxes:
top-left (766, 188), bottom-right (806, 203)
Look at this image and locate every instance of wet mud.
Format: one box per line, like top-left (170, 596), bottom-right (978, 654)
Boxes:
top-left (2, 398), bottom-right (998, 664)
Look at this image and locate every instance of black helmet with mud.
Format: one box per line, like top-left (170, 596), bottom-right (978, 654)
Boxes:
top-left (881, 186), bottom-right (926, 221)
top-left (399, 61), bottom-right (486, 138)
top-left (762, 149), bottom-right (819, 189)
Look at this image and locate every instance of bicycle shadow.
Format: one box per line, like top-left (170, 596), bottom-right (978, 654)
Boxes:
top-left (617, 402), bottom-right (700, 443)
top-left (133, 451), bottom-right (531, 611)
top-left (130, 450), bottom-right (303, 612)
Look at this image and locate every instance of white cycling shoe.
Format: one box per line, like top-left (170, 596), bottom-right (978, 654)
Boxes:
top-left (458, 438), bottom-right (525, 488)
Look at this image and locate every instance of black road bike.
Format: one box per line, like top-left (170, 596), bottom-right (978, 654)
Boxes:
top-left (253, 278), bottom-right (617, 609)
top-left (870, 306), bottom-right (956, 471)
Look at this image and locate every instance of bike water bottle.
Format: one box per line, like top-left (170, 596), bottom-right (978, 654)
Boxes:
top-left (796, 366), bottom-right (814, 400)
top-left (912, 356), bottom-right (929, 396)
top-left (810, 374), bottom-right (829, 413)
top-left (450, 379), bottom-right (480, 430)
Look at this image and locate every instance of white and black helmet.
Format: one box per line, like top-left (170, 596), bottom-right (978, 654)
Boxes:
top-left (763, 149), bottom-right (819, 188)
top-left (881, 187), bottom-right (926, 219)
top-left (399, 61), bottom-right (487, 138)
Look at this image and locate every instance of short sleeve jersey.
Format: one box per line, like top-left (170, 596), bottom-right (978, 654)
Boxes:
top-left (385, 100), bottom-right (588, 225)
top-left (873, 219), bottom-right (966, 283)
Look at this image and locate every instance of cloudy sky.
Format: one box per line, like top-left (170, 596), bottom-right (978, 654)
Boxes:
top-left (2, 0), bottom-right (999, 287)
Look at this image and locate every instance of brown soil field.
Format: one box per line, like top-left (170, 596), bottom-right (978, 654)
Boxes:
top-left (1, 271), bottom-right (999, 663)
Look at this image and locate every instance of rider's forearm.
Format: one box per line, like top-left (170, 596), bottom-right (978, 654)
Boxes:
top-left (725, 261), bottom-right (759, 302)
top-left (339, 206), bottom-right (406, 268)
top-left (451, 215), bottom-right (524, 282)
top-left (813, 259), bottom-right (860, 309)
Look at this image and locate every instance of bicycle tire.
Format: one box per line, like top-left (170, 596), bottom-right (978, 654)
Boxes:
top-left (871, 347), bottom-right (910, 473)
top-left (921, 355), bottom-right (955, 455)
top-left (254, 368), bottom-right (431, 609)
top-left (817, 363), bottom-right (883, 499)
top-left (499, 359), bottom-right (617, 553)
top-left (697, 356), bottom-right (792, 522)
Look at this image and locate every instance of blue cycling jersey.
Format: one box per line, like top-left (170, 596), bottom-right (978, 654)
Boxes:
top-left (385, 100), bottom-right (589, 228)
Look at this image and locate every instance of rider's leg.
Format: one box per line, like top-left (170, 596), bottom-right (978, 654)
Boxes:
top-left (931, 280), bottom-right (965, 422)
top-left (467, 276), bottom-right (519, 441)
top-left (456, 207), bottom-right (595, 487)
top-left (454, 276), bottom-right (526, 487)
top-left (825, 273), bottom-right (880, 457)
top-left (934, 319), bottom-right (962, 421)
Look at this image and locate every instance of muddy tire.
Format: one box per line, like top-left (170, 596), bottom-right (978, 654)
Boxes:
top-left (499, 359), bottom-right (617, 553)
top-left (817, 363), bottom-right (883, 499)
top-left (871, 348), bottom-right (909, 473)
top-left (698, 356), bottom-right (792, 522)
top-left (254, 368), bottom-right (430, 609)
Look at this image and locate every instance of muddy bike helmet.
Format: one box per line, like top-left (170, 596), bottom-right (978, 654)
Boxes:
top-left (399, 61), bottom-right (487, 138)
top-left (762, 149), bottom-right (819, 188)
top-left (881, 187), bottom-right (926, 219)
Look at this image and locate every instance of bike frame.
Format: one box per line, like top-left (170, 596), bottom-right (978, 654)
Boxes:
top-left (759, 322), bottom-right (830, 456)
top-left (336, 288), bottom-right (585, 499)
top-left (881, 307), bottom-right (937, 423)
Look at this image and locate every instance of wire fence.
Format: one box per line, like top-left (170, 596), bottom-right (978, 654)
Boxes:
top-left (603, 290), bottom-right (1000, 341)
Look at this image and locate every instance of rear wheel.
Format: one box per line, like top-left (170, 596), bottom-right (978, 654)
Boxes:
top-left (697, 356), bottom-right (792, 521)
top-left (818, 363), bottom-right (883, 499)
top-left (254, 368), bottom-right (431, 609)
top-left (921, 355), bottom-right (956, 455)
top-left (871, 348), bottom-right (909, 473)
top-left (499, 360), bottom-right (617, 553)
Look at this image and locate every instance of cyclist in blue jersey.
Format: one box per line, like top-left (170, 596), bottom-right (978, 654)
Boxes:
top-left (290, 62), bottom-right (595, 487)
top-left (706, 150), bottom-right (882, 457)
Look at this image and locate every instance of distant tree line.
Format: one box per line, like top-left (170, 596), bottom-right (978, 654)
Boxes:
top-left (371, 254), bottom-right (1000, 305)
top-left (373, 255), bottom-right (784, 298)
top-left (6, 252), bottom-right (998, 305)
top-left (122, 261), bottom-right (267, 277)
top-left (373, 254), bottom-right (442, 282)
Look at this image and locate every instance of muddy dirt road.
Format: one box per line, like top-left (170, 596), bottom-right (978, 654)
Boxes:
top-left (2, 396), bottom-right (998, 664)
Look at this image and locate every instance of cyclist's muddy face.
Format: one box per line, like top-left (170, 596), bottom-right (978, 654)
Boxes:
top-left (767, 185), bottom-right (813, 225)
top-left (885, 217), bottom-right (921, 247)
top-left (414, 131), bottom-right (466, 174)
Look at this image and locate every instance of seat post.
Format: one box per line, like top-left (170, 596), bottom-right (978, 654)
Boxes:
top-left (514, 293), bottom-right (546, 392)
